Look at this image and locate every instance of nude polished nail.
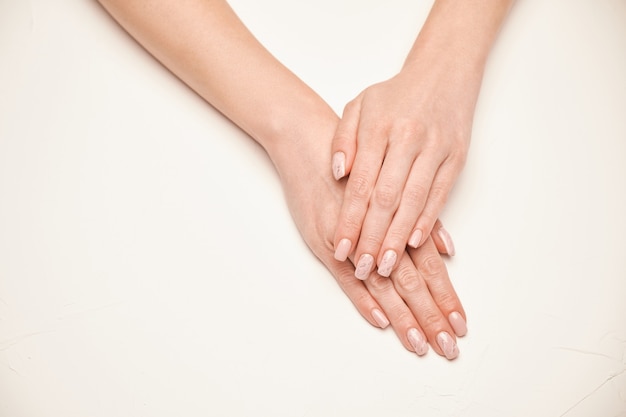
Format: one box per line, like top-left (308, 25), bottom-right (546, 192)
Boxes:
top-left (408, 229), bottom-right (423, 248)
top-left (372, 308), bottom-right (390, 328)
top-left (355, 254), bottom-right (374, 280)
top-left (407, 328), bottom-right (428, 356)
top-left (437, 226), bottom-right (456, 256)
top-left (436, 331), bottom-right (459, 360)
top-left (448, 311), bottom-right (467, 337)
top-left (332, 152), bottom-right (346, 180)
top-left (377, 250), bottom-right (397, 277)
top-left (334, 238), bottom-right (352, 261)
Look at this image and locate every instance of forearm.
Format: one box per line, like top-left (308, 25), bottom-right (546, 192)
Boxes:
top-left (402, 0), bottom-right (514, 106)
top-left (96, 0), bottom-right (334, 161)
top-left (410, 0), bottom-right (513, 66)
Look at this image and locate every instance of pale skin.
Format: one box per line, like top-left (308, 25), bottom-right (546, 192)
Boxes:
top-left (96, 0), bottom-right (468, 358)
top-left (332, 0), bottom-right (514, 279)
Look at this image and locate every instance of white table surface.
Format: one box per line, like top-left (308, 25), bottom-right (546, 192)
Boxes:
top-left (1, 0), bottom-right (625, 416)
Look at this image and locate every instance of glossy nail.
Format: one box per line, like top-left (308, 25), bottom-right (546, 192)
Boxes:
top-left (334, 238), bottom-right (352, 261)
top-left (437, 226), bottom-right (456, 256)
top-left (436, 331), bottom-right (459, 360)
top-left (448, 311), bottom-right (467, 337)
top-left (377, 250), bottom-right (397, 277)
top-left (332, 152), bottom-right (346, 180)
top-left (408, 229), bottom-right (423, 248)
top-left (407, 328), bottom-right (428, 356)
top-left (372, 308), bottom-right (390, 328)
top-left (354, 254), bottom-right (374, 280)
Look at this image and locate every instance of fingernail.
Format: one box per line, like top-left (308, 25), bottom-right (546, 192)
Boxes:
top-left (436, 331), bottom-right (459, 360)
top-left (354, 253), bottom-right (374, 280)
top-left (407, 328), bottom-right (428, 356)
top-left (377, 250), bottom-right (397, 277)
top-left (332, 152), bottom-right (345, 180)
top-left (372, 308), bottom-right (390, 328)
top-left (448, 311), bottom-right (467, 337)
top-left (437, 227), bottom-right (456, 256)
top-left (334, 238), bottom-right (352, 261)
top-left (408, 229), bottom-right (423, 248)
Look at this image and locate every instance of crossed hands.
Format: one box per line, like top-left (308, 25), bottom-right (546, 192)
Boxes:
top-left (271, 111), bottom-right (467, 360)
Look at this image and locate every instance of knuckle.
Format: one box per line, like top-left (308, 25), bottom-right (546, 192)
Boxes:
top-left (333, 131), bottom-right (353, 145)
top-left (361, 232), bottom-right (384, 250)
top-left (404, 183), bottom-right (428, 208)
top-left (347, 174), bottom-right (372, 200)
top-left (419, 309), bottom-right (442, 332)
top-left (372, 183), bottom-right (400, 209)
top-left (394, 263), bottom-right (424, 293)
top-left (388, 306), bottom-right (414, 326)
top-left (436, 290), bottom-right (458, 310)
top-left (367, 274), bottom-right (392, 292)
top-left (385, 227), bottom-right (409, 246)
top-left (428, 184), bottom-right (449, 206)
top-left (418, 255), bottom-right (445, 279)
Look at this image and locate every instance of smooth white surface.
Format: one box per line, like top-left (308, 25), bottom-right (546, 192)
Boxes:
top-left (1, 0), bottom-right (625, 416)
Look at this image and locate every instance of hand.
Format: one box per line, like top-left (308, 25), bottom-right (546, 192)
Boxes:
top-left (271, 113), bottom-right (467, 359)
top-left (331, 63), bottom-right (477, 279)
top-left (329, 0), bottom-right (514, 280)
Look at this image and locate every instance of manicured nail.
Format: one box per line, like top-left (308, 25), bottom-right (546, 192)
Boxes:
top-left (408, 229), bottom-right (423, 248)
top-left (334, 238), bottom-right (352, 261)
top-left (437, 226), bottom-right (456, 256)
top-left (354, 253), bottom-right (374, 280)
top-left (407, 328), bottom-right (428, 356)
top-left (377, 250), bottom-right (397, 277)
top-left (372, 308), bottom-right (390, 328)
top-left (436, 331), bottom-right (459, 360)
top-left (448, 312), bottom-right (467, 337)
top-left (332, 152), bottom-right (345, 180)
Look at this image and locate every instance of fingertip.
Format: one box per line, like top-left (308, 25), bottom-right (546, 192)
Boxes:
top-left (332, 151), bottom-right (346, 180)
top-left (436, 331), bottom-right (459, 360)
top-left (372, 308), bottom-right (390, 329)
top-left (376, 249), bottom-right (397, 278)
top-left (448, 311), bottom-right (467, 337)
top-left (407, 328), bottom-right (429, 356)
top-left (408, 229), bottom-right (423, 249)
top-left (334, 238), bottom-right (352, 261)
top-left (437, 226), bottom-right (456, 256)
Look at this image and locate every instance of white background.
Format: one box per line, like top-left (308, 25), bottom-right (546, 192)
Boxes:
top-left (1, 0), bottom-right (625, 416)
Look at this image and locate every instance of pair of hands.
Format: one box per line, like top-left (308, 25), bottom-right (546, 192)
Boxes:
top-left (271, 113), bottom-right (467, 360)
top-left (96, 0), bottom-right (479, 360)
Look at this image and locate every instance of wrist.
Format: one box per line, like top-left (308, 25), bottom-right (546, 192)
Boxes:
top-left (261, 99), bottom-right (339, 184)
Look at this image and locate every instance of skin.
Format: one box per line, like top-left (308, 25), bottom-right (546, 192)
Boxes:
top-left (331, 0), bottom-right (514, 279)
top-left (96, 0), bottom-right (466, 358)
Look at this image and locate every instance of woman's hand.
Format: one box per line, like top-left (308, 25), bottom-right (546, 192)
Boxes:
top-left (271, 114), bottom-right (466, 359)
top-left (331, 0), bottom-right (514, 279)
top-left (331, 68), bottom-right (469, 279)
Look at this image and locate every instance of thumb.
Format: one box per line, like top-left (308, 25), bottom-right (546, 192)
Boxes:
top-left (331, 97), bottom-right (362, 180)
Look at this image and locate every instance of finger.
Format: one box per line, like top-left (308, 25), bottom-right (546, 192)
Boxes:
top-left (331, 98), bottom-right (362, 180)
top-left (408, 238), bottom-right (466, 338)
top-left (320, 255), bottom-right (390, 329)
top-left (391, 244), bottom-right (461, 360)
top-left (352, 144), bottom-right (416, 279)
top-left (429, 219), bottom-right (451, 255)
top-left (411, 157), bottom-right (463, 255)
top-left (363, 269), bottom-right (429, 356)
top-left (332, 128), bottom-right (387, 263)
top-left (372, 151), bottom-right (443, 276)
